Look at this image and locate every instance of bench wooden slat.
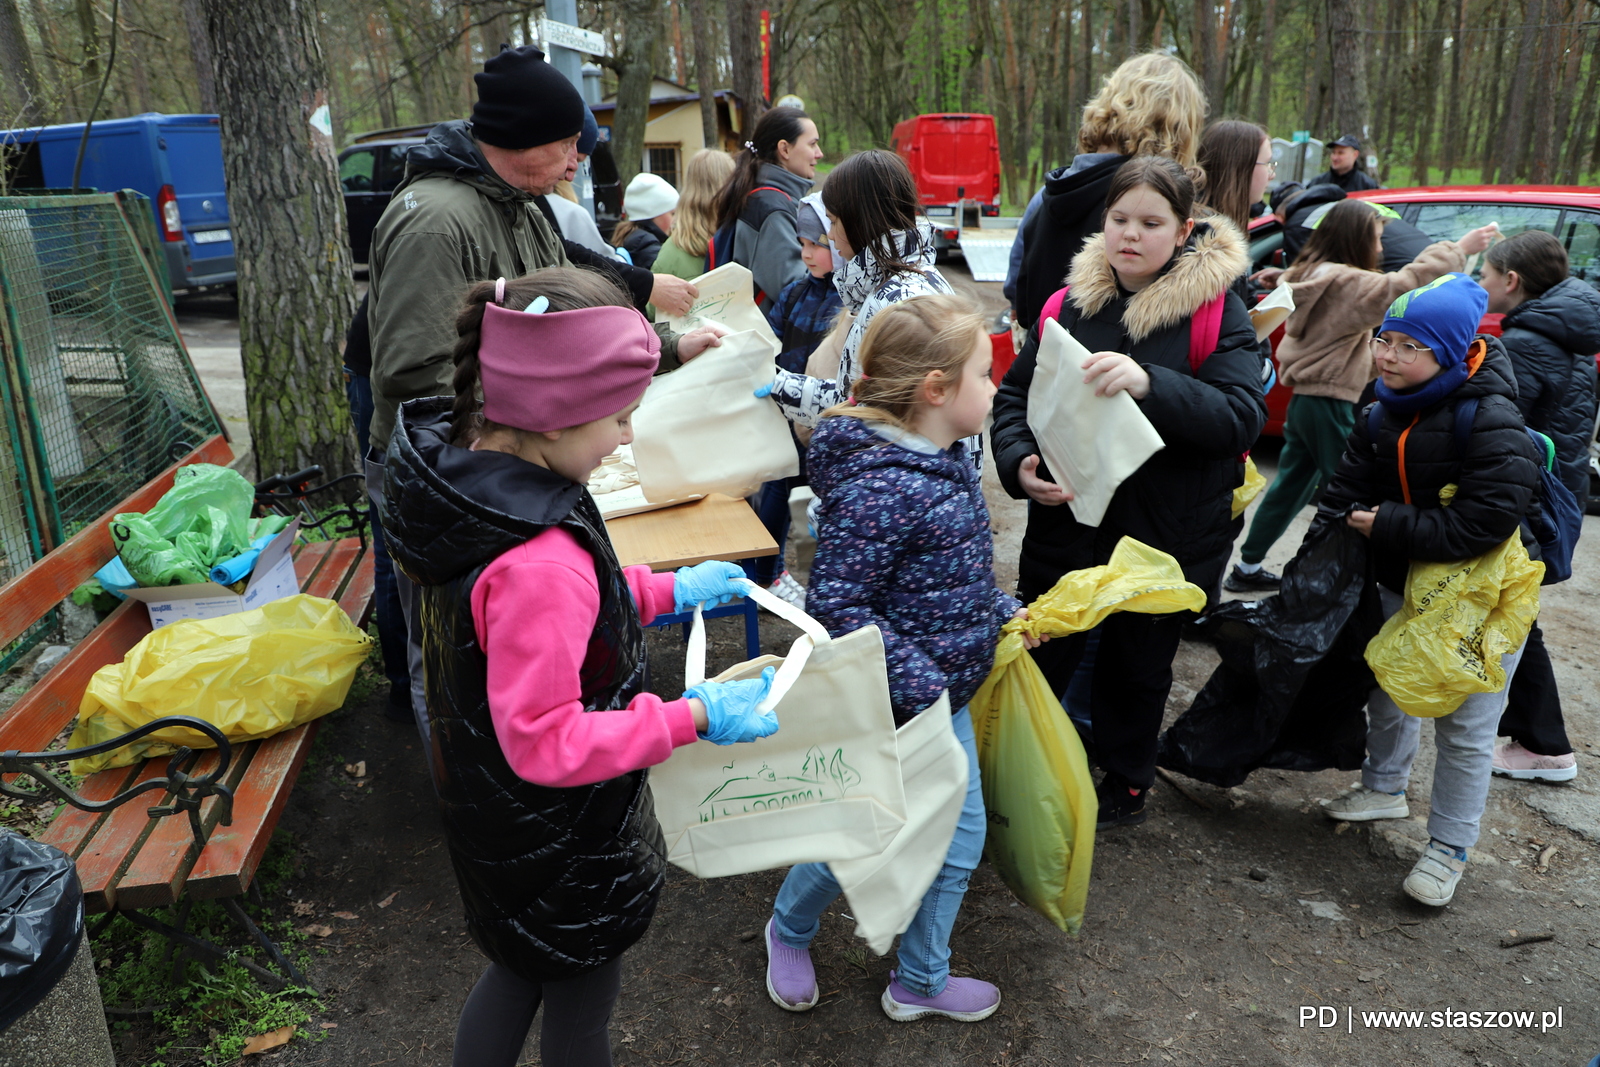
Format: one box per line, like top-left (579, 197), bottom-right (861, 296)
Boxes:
top-left (338, 550), bottom-right (376, 629)
top-left (292, 540), bottom-right (335, 588)
top-left (0, 436), bottom-right (233, 650)
top-left (307, 537), bottom-right (361, 601)
top-left (72, 760), bottom-right (170, 913)
top-left (0, 599), bottom-right (151, 756)
top-left (186, 723), bottom-right (318, 900)
top-left (112, 749), bottom-right (239, 911)
top-left (36, 762), bottom-right (144, 860)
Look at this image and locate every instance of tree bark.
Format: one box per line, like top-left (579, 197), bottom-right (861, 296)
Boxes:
top-left (199, 0), bottom-right (358, 486)
top-left (1326, 0), bottom-right (1370, 142)
top-left (725, 0), bottom-right (763, 134)
top-left (180, 0), bottom-right (217, 112)
top-left (608, 0), bottom-right (660, 188)
top-left (1561, 24), bottom-right (1600, 183)
top-left (1525, 5), bottom-right (1570, 184)
top-left (1439, 0), bottom-right (1467, 182)
top-left (1496, 0), bottom-right (1540, 182)
top-left (74, 0), bottom-right (99, 90)
top-left (0, 0), bottom-right (45, 124)
top-left (686, 0), bottom-right (719, 149)
top-left (1256, 0), bottom-right (1278, 126)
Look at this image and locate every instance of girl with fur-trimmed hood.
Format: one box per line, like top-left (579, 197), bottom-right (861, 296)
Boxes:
top-left (990, 155), bottom-right (1268, 829)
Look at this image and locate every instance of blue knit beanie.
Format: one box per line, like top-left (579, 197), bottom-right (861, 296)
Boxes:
top-left (1377, 272), bottom-right (1488, 369)
top-left (577, 109), bottom-right (600, 156)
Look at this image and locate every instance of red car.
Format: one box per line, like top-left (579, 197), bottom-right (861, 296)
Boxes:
top-left (1247, 185), bottom-right (1600, 437)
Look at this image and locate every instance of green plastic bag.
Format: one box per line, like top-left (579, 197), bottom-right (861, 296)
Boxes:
top-left (970, 538), bottom-right (1206, 933)
top-left (110, 464), bottom-right (288, 586)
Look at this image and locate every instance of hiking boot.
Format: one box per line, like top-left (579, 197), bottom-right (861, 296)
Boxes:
top-left (1321, 785), bottom-right (1409, 822)
top-left (766, 571), bottom-right (807, 612)
top-left (1095, 776), bottom-right (1148, 829)
top-left (1492, 741), bottom-right (1577, 783)
top-left (764, 918), bottom-right (818, 1011)
top-left (1403, 842), bottom-right (1467, 906)
top-left (1223, 564), bottom-right (1283, 593)
top-left (881, 971), bottom-right (1000, 1023)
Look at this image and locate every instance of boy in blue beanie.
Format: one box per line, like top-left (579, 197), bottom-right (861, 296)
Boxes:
top-left (1315, 272), bottom-right (1542, 907)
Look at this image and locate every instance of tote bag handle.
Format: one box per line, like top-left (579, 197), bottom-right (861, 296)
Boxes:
top-left (684, 578), bottom-right (831, 712)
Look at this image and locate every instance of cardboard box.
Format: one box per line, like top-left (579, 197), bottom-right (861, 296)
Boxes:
top-left (123, 520), bottom-right (301, 629)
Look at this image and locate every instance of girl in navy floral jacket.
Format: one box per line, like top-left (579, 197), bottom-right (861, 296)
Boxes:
top-left (762, 294), bottom-right (1038, 1024)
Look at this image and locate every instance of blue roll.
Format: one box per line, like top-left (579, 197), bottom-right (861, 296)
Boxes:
top-left (209, 532), bottom-right (277, 586)
top-left (93, 557), bottom-right (138, 599)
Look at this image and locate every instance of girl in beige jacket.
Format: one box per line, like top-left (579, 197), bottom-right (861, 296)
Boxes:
top-left (1225, 199), bottom-right (1498, 591)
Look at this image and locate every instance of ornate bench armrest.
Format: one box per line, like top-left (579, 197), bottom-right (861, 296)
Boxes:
top-left (1, 716), bottom-right (235, 849)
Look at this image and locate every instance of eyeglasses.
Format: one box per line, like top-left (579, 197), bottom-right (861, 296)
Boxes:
top-left (1255, 160), bottom-right (1278, 172)
top-left (1369, 336), bottom-right (1433, 363)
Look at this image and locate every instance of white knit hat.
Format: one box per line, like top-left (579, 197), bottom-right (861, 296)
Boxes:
top-left (622, 172), bottom-right (679, 219)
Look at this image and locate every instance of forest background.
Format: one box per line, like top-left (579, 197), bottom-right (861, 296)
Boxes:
top-left (2, 0), bottom-right (1597, 212)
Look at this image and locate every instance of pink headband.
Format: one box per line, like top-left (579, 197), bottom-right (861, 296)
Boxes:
top-left (478, 302), bottom-right (660, 433)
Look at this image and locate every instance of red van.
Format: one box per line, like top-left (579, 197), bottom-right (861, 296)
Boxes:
top-left (891, 114), bottom-right (1001, 253)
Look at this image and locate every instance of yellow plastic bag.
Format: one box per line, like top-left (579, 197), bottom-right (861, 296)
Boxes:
top-left (1364, 535), bottom-right (1543, 718)
top-left (70, 594), bottom-right (372, 774)
top-left (970, 538), bottom-right (1205, 932)
top-left (1232, 455), bottom-right (1267, 519)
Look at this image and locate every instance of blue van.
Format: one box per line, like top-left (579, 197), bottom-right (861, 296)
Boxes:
top-left (0, 113), bottom-right (235, 293)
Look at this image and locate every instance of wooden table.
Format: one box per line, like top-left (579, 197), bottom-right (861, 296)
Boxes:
top-left (606, 493), bottom-right (778, 570)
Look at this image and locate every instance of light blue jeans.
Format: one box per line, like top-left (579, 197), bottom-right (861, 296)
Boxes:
top-left (771, 706), bottom-right (985, 998)
top-left (1361, 588), bottom-right (1527, 850)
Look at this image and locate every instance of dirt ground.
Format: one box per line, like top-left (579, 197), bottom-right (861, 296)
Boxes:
top-left (154, 266), bottom-right (1600, 1065)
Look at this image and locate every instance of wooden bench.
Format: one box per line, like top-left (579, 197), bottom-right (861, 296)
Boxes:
top-left (0, 435), bottom-right (375, 990)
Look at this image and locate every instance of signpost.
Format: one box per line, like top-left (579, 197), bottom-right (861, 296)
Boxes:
top-left (538, 4), bottom-right (603, 219)
top-left (538, 17), bottom-right (609, 57)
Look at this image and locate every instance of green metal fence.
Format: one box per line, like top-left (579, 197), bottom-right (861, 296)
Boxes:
top-left (0, 191), bottom-right (223, 665)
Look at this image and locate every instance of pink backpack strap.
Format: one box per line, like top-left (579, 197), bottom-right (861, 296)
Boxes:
top-left (1040, 286), bottom-right (1070, 325)
top-left (1187, 292), bottom-right (1227, 375)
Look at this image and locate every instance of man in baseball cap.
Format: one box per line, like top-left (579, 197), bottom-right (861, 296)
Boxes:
top-left (1310, 133), bottom-right (1379, 193)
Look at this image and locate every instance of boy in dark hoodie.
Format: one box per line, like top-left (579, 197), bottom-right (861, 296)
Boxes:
top-left (1317, 273), bottom-right (1541, 908)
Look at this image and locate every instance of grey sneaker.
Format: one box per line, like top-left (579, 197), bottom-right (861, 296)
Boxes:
top-left (765, 571), bottom-right (807, 612)
top-left (1404, 843), bottom-right (1467, 906)
top-left (1321, 785), bottom-right (1409, 822)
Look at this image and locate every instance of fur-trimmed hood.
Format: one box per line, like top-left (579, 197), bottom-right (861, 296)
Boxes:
top-left (1065, 217), bottom-right (1249, 343)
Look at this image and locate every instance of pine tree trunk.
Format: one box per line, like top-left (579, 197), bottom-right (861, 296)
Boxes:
top-left (1327, 0), bottom-right (1370, 142)
top-left (1256, 0), bottom-right (1277, 126)
top-left (180, 0), bottom-right (217, 112)
top-left (1561, 25), bottom-right (1600, 182)
top-left (610, 0), bottom-right (659, 189)
top-left (726, 0), bottom-right (764, 134)
top-left (1497, 0), bottom-right (1540, 182)
top-left (199, 0), bottom-right (358, 487)
top-left (1438, 0), bottom-right (1467, 182)
top-left (0, 0), bottom-right (45, 124)
top-left (686, 0), bottom-right (719, 149)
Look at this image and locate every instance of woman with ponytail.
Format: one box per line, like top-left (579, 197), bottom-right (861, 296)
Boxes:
top-left (382, 266), bottom-right (778, 1066)
top-left (712, 105), bottom-right (824, 307)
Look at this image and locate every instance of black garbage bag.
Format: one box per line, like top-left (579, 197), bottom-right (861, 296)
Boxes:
top-left (0, 830), bottom-right (85, 1033)
top-left (1158, 510), bottom-right (1385, 788)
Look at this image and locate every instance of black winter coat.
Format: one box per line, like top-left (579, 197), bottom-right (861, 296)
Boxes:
top-left (382, 398), bottom-right (666, 983)
top-left (992, 219), bottom-right (1268, 596)
top-left (1497, 278), bottom-right (1600, 504)
top-left (1319, 337), bottom-right (1542, 593)
top-left (620, 219), bottom-right (668, 271)
top-left (1013, 154), bottom-right (1129, 330)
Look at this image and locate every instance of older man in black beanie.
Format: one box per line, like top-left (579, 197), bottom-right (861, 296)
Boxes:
top-left (365, 44), bottom-right (716, 731)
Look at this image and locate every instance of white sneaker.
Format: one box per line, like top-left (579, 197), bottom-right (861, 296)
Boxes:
top-left (1492, 740), bottom-right (1578, 782)
top-left (766, 571), bottom-right (806, 611)
top-left (1404, 843), bottom-right (1467, 906)
top-left (1321, 785), bottom-right (1409, 822)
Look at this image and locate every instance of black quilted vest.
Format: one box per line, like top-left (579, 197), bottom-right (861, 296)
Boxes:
top-left (383, 398), bottom-right (666, 982)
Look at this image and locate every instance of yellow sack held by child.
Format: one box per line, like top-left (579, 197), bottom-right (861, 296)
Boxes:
top-left (970, 538), bottom-right (1205, 933)
top-left (1232, 455), bottom-right (1267, 519)
top-left (1364, 534), bottom-right (1543, 718)
top-left (69, 594), bottom-right (372, 774)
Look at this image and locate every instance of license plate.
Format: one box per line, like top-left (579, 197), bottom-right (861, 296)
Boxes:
top-left (192, 228), bottom-right (231, 245)
top-left (924, 206), bottom-right (956, 217)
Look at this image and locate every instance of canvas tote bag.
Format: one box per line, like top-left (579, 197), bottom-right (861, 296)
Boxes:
top-left (826, 690), bottom-right (968, 954)
top-left (630, 327), bottom-right (800, 503)
top-left (663, 262), bottom-right (781, 341)
top-left (649, 580), bottom-right (907, 878)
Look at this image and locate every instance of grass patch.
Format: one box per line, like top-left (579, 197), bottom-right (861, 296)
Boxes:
top-left (92, 831), bottom-right (322, 1067)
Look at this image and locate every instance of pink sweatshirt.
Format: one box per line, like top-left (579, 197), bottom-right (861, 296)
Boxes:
top-left (470, 525), bottom-right (700, 788)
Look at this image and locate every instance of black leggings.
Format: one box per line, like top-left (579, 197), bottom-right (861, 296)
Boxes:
top-left (1499, 621), bottom-right (1572, 756)
top-left (453, 957), bottom-right (623, 1067)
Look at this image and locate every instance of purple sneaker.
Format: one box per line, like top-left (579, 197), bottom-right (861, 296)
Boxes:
top-left (764, 918), bottom-right (818, 1011)
top-left (881, 970), bottom-right (1000, 1022)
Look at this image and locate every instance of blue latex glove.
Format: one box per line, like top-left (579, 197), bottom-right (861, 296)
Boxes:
top-left (687, 666), bottom-right (779, 745)
top-left (753, 377), bottom-right (778, 399)
top-left (674, 560), bottom-right (748, 614)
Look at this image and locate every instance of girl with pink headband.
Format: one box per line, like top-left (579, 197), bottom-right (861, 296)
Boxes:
top-left (381, 266), bottom-right (779, 1067)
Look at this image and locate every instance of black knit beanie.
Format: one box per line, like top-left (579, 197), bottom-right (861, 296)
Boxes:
top-left (471, 45), bottom-right (586, 150)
